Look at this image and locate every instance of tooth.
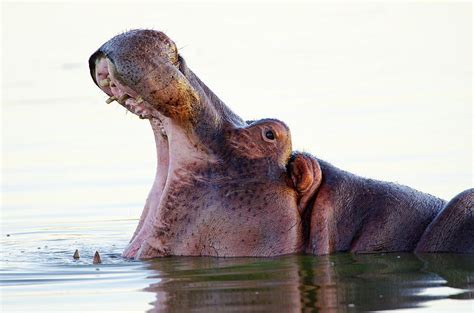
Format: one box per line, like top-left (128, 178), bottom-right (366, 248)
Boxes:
top-left (105, 96), bottom-right (117, 104)
top-left (118, 94), bottom-right (130, 104)
top-left (135, 95), bottom-right (143, 104)
top-left (99, 78), bottom-right (110, 87)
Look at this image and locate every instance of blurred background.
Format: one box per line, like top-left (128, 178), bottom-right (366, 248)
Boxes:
top-left (2, 0), bottom-right (472, 224)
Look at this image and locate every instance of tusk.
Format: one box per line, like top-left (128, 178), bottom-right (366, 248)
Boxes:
top-left (99, 78), bottom-right (110, 87)
top-left (105, 96), bottom-right (117, 104)
top-left (118, 94), bottom-right (130, 104)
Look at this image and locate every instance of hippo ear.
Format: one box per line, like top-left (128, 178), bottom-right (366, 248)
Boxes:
top-left (289, 153), bottom-right (322, 214)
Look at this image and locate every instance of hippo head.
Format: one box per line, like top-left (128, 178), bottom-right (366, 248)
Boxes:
top-left (89, 30), bottom-right (303, 258)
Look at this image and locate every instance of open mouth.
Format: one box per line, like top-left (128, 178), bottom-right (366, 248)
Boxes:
top-left (88, 30), bottom-right (302, 259)
top-left (93, 56), bottom-right (163, 121)
top-left (89, 32), bottom-right (186, 257)
top-left (94, 57), bottom-right (171, 257)
top-left (87, 28), bottom-right (235, 258)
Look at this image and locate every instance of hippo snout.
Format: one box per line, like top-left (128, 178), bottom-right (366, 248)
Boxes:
top-left (89, 29), bottom-right (179, 86)
top-left (89, 29), bottom-right (199, 122)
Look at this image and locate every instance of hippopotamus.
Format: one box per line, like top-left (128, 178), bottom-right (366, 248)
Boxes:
top-left (88, 29), bottom-right (473, 259)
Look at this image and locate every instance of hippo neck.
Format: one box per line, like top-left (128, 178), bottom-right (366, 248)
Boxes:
top-left (178, 55), bottom-right (246, 130)
top-left (189, 70), bottom-right (245, 128)
top-left (307, 159), bottom-right (446, 254)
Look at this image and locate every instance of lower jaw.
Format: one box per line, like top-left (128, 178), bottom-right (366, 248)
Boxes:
top-left (124, 119), bottom-right (171, 259)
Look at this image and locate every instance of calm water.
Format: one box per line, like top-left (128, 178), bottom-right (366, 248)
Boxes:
top-left (2, 2), bottom-right (472, 312)
top-left (2, 219), bottom-right (474, 313)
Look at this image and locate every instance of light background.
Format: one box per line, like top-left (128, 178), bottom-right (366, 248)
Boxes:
top-left (2, 1), bottom-right (472, 223)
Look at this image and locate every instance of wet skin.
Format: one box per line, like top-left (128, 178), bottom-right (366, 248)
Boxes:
top-left (288, 154), bottom-right (473, 254)
top-left (89, 29), bottom-right (473, 259)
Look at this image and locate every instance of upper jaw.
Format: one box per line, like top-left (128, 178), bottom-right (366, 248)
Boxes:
top-left (89, 30), bottom-right (246, 129)
top-left (88, 29), bottom-right (195, 122)
top-left (93, 55), bottom-right (160, 120)
top-left (88, 29), bottom-right (247, 154)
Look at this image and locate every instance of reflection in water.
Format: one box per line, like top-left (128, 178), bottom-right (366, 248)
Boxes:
top-left (145, 257), bottom-right (302, 312)
top-left (144, 253), bottom-right (474, 312)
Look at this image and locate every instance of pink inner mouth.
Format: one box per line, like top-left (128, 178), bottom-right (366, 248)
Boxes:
top-left (94, 56), bottom-right (172, 257)
top-left (94, 57), bottom-right (159, 120)
top-left (93, 55), bottom-right (214, 259)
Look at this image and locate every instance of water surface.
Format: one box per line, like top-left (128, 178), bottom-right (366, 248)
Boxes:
top-left (2, 218), bottom-right (474, 312)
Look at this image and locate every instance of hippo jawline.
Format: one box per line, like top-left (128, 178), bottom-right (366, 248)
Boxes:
top-left (90, 55), bottom-right (212, 258)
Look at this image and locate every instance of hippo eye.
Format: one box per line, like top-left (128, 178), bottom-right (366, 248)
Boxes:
top-left (265, 130), bottom-right (275, 140)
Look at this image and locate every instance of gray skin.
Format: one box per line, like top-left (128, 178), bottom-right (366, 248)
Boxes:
top-left (288, 153), bottom-right (473, 254)
top-left (89, 29), bottom-right (473, 259)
